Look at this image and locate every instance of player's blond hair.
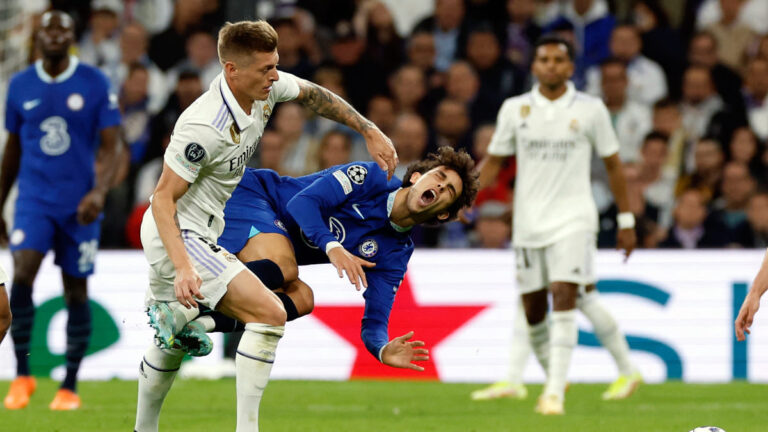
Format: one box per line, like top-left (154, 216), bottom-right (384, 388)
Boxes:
top-left (217, 20), bottom-right (278, 65)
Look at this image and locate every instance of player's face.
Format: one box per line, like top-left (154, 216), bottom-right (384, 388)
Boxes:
top-left (228, 50), bottom-right (280, 101)
top-left (531, 43), bottom-right (573, 88)
top-left (38, 11), bottom-right (75, 59)
top-left (406, 167), bottom-right (463, 221)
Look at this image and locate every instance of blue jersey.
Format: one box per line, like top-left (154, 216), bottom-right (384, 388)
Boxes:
top-left (220, 162), bottom-right (414, 359)
top-left (4, 57), bottom-right (121, 212)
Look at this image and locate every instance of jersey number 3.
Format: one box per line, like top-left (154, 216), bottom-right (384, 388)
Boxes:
top-left (39, 116), bottom-right (71, 156)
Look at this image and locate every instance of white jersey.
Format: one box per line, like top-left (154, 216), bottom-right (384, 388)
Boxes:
top-left (158, 71), bottom-right (300, 241)
top-left (488, 82), bottom-right (619, 247)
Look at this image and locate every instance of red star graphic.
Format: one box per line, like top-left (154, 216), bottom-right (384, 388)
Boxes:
top-left (312, 274), bottom-right (487, 379)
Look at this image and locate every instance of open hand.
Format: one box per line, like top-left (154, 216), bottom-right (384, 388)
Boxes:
top-left (381, 331), bottom-right (429, 371)
top-left (328, 246), bottom-right (375, 291)
top-left (77, 189), bottom-right (106, 225)
top-left (174, 264), bottom-right (204, 308)
top-left (735, 292), bottom-right (761, 341)
top-left (364, 128), bottom-right (398, 180)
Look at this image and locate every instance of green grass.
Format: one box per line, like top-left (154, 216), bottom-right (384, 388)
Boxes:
top-left (2, 379), bottom-right (766, 431)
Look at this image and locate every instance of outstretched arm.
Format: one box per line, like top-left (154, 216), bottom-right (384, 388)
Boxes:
top-left (295, 79), bottom-right (397, 178)
top-left (736, 250), bottom-right (768, 341)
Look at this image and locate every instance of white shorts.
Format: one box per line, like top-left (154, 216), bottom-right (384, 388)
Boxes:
top-left (514, 231), bottom-right (596, 294)
top-left (141, 208), bottom-right (246, 308)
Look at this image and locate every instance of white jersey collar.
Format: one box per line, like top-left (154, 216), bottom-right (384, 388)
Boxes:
top-left (217, 73), bottom-right (254, 131)
top-left (531, 81), bottom-right (577, 108)
top-left (387, 188), bottom-right (411, 233)
top-left (35, 56), bottom-right (79, 84)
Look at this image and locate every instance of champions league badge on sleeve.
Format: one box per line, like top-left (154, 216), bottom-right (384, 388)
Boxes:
top-left (346, 165), bottom-right (368, 185)
top-left (358, 239), bottom-right (378, 258)
top-left (184, 142), bottom-right (206, 163)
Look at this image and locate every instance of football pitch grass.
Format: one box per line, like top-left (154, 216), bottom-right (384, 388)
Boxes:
top-left (2, 379), bottom-right (767, 431)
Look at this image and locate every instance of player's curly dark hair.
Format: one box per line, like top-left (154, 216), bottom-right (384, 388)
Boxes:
top-left (401, 146), bottom-right (479, 223)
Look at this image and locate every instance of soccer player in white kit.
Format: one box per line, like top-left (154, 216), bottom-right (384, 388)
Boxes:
top-left (476, 35), bottom-right (638, 415)
top-left (134, 21), bottom-right (397, 432)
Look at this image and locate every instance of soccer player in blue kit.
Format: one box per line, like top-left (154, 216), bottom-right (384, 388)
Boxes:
top-left (170, 147), bottom-right (478, 369)
top-left (0, 11), bottom-right (121, 410)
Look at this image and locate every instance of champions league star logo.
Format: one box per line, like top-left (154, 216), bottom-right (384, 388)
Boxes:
top-left (346, 165), bottom-right (367, 185)
top-left (358, 239), bottom-right (378, 258)
top-left (184, 142), bottom-right (206, 163)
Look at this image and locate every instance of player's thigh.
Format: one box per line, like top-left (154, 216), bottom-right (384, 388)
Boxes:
top-left (276, 278), bottom-right (314, 316)
top-left (237, 233), bottom-right (298, 283)
top-left (52, 212), bottom-right (101, 279)
top-left (545, 231), bottom-right (596, 287)
top-left (216, 269), bottom-right (286, 325)
top-left (9, 208), bottom-right (54, 283)
top-left (514, 246), bottom-right (547, 295)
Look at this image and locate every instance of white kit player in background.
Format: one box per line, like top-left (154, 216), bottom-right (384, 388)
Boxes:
top-left (134, 20), bottom-right (397, 432)
top-left (473, 35), bottom-right (639, 415)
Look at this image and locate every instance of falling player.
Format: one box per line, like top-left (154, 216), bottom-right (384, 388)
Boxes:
top-left (134, 20), bottom-right (397, 432)
top-left (0, 11), bottom-right (121, 410)
top-left (474, 35), bottom-right (640, 414)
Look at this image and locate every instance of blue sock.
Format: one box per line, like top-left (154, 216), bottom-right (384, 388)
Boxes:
top-left (62, 300), bottom-right (91, 392)
top-left (244, 259), bottom-right (284, 290)
top-left (9, 282), bottom-right (34, 376)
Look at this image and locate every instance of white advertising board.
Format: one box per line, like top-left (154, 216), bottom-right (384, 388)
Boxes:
top-left (0, 250), bottom-right (766, 383)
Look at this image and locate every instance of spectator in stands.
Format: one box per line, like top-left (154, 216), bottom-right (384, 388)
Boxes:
top-left (119, 63), bottom-right (152, 168)
top-left (586, 24), bottom-right (667, 106)
top-left (756, 34), bottom-right (768, 61)
top-left (274, 102), bottom-right (316, 177)
top-left (696, 0), bottom-right (768, 35)
top-left (709, 161), bottom-right (757, 240)
top-left (271, 17), bottom-right (315, 79)
top-left (149, 0), bottom-right (211, 70)
top-left (430, 98), bottom-right (471, 153)
top-left (406, 31), bottom-right (441, 90)
top-left (366, 95), bottom-right (397, 138)
top-left (330, 21), bottom-right (386, 109)
top-left (680, 66), bottom-right (726, 144)
top-left (544, 0), bottom-right (616, 88)
top-left (660, 188), bottom-right (728, 248)
top-left (653, 98), bottom-right (691, 176)
top-left (445, 61), bottom-right (496, 130)
top-left (252, 130), bottom-right (287, 174)
top-left (357, 1), bottom-right (404, 80)
top-left (315, 130), bottom-right (353, 171)
top-left (388, 64), bottom-right (428, 117)
top-left (744, 58), bottom-right (768, 141)
top-left (638, 132), bottom-right (677, 229)
top-left (413, 0), bottom-right (469, 72)
top-left (472, 124), bottom-right (515, 206)
top-left (703, 0), bottom-right (756, 72)
top-left (598, 162), bottom-right (661, 248)
top-left (728, 127), bottom-right (764, 180)
top-left (469, 201), bottom-right (511, 248)
top-left (77, 0), bottom-right (121, 68)
top-left (676, 137), bottom-right (725, 202)
top-left (392, 113), bottom-right (429, 179)
top-left (169, 29), bottom-right (221, 89)
top-left (599, 58), bottom-right (653, 162)
top-left (503, 0), bottom-right (542, 70)
top-left (688, 31), bottom-right (744, 114)
top-left (147, 70), bottom-right (202, 164)
top-left (465, 25), bottom-right (522, 107)
top-left (740, 191), bottom-right (768, 247)
top-left (631, 0), bottom-right (684, 99)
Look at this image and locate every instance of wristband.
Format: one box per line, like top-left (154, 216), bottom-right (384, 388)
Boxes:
top-left (617, 212), bottom-right (636, 230)
top-left (325, 241), bottom-right (343, 254)
top-left (378, 345), bottom-right (386, 363)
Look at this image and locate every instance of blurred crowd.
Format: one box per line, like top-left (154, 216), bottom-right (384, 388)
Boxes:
top-left (11, 0), bottom-right (768, 250)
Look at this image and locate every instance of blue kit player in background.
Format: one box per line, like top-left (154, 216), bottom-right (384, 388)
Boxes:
top-left (0, 11), bottom-right (121, 410)
top-left (169, 147), bottom-right (478, 369)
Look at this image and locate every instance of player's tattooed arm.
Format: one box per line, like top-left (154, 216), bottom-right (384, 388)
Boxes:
top-left (295, 79), bottom-right (398, 178)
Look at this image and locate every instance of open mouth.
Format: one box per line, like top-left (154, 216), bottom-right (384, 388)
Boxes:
top-left (419, 189), bottom-right (436, 206)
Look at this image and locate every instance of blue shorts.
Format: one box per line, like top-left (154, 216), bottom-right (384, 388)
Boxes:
top-left (10, 206), bottom-right (102, 278)
top-left (218, 183), bottom-right (290, 254)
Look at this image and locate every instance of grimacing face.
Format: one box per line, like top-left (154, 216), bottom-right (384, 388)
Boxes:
top-left (406, 167), bottom-right (463, 221)
top-left (226, 49), bottom-right (280, 102)
top-left (531, 43), bottom-right (573, 88)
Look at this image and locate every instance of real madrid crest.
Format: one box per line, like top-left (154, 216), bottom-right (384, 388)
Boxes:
top-left (263, 105), bottom-right (272, 122)
top-left (520, 105), bottom-right (530, 118)
top-left (569, 119), bottom-right (579, 132)
top-left (229, 124), bottom-right (241, 144)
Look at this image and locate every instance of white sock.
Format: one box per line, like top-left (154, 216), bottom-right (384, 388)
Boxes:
top-left (528, 319), bottom-right (550, 374)
top-left (508, 301), bottom-right (531, 384)
top-left (578, 290), bottom-right (634, 376)
top-left (169, 302), bottom-right (199, 331)
top-left (236, 323), bottom-right (284, 432)
top-left (195, 315), bottom-right (216, 332)
top-left (134, 344), bottom-right (185, 432)
top-left (544, 310), bottom-right (577, 399)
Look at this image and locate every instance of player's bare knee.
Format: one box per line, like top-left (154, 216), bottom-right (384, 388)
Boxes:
top-left (277, 259), bottom-right (298, 283)
top-left (522, 290), bottom-right (547, 325)
top-left (263, 299), bottom-right (287, 326)
top-left (584, 284), bottom-right (596, 293)
top-left (0, 310), bottom-right (11, 334)
top-left (550, 282), bottom-right (578, 311)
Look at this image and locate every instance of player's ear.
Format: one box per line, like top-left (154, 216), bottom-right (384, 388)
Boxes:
top-left (409, 171), bottom-right (422, 184)
top-left (436, 211), bottom-right (450, 221)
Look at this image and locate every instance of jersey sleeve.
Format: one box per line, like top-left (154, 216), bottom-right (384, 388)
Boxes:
top-left (360, 268), bottom-right (404, 360)
top-left (269, 71), bottom-right (300, 103)
top-left (487, 99), bottom-right (517, 157)
top-left (589, 100), bottom-right (620, 158)
top-left (95, 71), bottom-right (121, 130)
top-left (286, 162), bottom-right (388, 252)
top-left (163, 121), bottom-right (223, 184)
top-left (4, 76), bottom-right (21, 134)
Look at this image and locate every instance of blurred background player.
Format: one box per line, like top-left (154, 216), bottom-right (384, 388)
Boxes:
top-left (0, 264), bottom-right (10, 345)
top-left (475, 35), bottom-right (638, 415)
top-left (736, 248), bottom-right (768, 341)
top-left (0, 10), bottom-right (121, 411)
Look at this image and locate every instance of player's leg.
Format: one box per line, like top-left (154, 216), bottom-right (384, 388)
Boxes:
top-left (236, 232), bottom-right (299, 287)
top-left (134, 344), bottom-right (186, 432)
top-left (471, 299), bottom-right (530, 400)
top-left (4, 209), bottom-right (49, 410)
top-left (516, 247), bottom-right (550, 374)
top-left (216, 269), bottom-right (286, 432)
top-left (578, 284), bottom-right (642, 400)
top-left (0, 283), bottom-right (10, 344)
